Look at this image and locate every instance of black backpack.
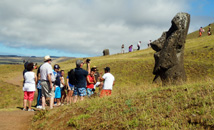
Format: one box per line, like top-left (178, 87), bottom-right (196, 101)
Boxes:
top-left (68, 69), bottom-right (76, 85)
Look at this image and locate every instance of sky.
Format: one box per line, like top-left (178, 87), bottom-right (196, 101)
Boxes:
top-left (0, 0), bottom-right (213, 57)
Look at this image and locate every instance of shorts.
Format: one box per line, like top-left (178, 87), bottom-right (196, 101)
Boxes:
top-left (24, 91), bottom-right (35, 101)
top-left (73, 87), bottom-right (86, 97)
top-left (68, 84), bottom-right (74, 91)
top-left (100, 90), bottom-right (112, 97)
top-left (55, 86), bottom-right (61, 98)
top-left (41, 81), bottom-right (55, 98)
top-left (87, 88), bottom-right (94, 97)
top-left (94, 82), bottom-right (100, 89)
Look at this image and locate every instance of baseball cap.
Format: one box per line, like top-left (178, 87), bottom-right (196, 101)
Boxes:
top-left (44, 55), bottom-right (51, 62)
top-left (54, 64), bottom-right (60, 69)
top-left (104, 67), bottom-right (110, 72)
top-left (76, 60), bottom-right (83, 66)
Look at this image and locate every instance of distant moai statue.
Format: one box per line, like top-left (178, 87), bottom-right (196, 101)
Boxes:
top-left (150, 12), bottom-right (190, 86)
top-left (103, 49), bottom-right (110, 56)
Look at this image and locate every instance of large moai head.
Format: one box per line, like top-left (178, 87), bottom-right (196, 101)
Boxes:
top-left (150, 12), bottom-right (190, 86)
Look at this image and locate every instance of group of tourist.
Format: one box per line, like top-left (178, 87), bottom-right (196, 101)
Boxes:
top-left (121, 40), bottom-right (152, 53)
top-left (199, 25), bottom-right (212, 37)
top-left (22, 55), bottom-right (115, 111)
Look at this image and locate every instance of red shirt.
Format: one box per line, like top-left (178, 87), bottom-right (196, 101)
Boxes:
top-left (87, 75), bottom-right (94, 89)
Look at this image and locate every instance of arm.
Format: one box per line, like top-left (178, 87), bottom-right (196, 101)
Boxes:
top-left (47, 74), bottom-right (53, 89)
top-left (34, 73), bottom-right (38, 87)
top-left (86, 75), bottom-right (94, 84)
top-left (67, 77), bottom-right (71, 90)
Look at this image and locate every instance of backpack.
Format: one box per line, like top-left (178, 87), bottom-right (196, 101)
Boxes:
top-left (68, 69), bottom-right (76, 85)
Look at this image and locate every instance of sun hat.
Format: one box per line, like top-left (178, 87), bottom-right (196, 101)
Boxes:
top-left (44, 55), bottom-right (51, 62)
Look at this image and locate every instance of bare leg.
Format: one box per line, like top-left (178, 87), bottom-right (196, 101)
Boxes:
top-left (42, 96), bottom-right (46, 109)
top-left (50, 97), bottom-right (54, 109)
top-left (80, 96), bottom-right (84, 101)
top-left (28, 101), bottom-right (32, 109)
top-left (23, 99), bottom-right (27, 109)
top-left (73, 95), bottom-right (78, 103)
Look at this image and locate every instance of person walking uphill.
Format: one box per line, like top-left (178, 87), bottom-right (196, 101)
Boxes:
top-left (100, 67), bottom-right (115, 97)
top-left (40, 55), bottom-right (55, 110)
top-left (73, 59), bottom-right (90, 103)
top-left (23, 62), bottom-right (37, 111)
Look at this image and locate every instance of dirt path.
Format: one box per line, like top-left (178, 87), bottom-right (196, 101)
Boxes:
top-left (0, 110), bottom-right (34, 130)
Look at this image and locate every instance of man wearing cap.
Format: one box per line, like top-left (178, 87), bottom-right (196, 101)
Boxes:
top-left (40, 55), bottom-right (55, 110)
top-left (73, 59), bottom-right (90, 103)
top-left (99, 67), bottom-right (115, 97)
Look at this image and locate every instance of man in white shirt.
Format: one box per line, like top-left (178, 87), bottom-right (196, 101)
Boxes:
top-left (40, 55), bottom-right (55, 110)
top-left (137, 41), bottom-right (141, 50)
top-left (99, 67), bottom-right (115, 97)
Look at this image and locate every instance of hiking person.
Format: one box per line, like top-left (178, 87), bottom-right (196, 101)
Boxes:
top-left (137, 41), bottom-right (141, 50)
top-left (148, 40), bottom-right (152, 47)
top-left (73, 59), bottom-right (90, 103)
top-left (36, 72), bottom-right (42, 109)
top-left (91, 66), bottom-right (103, 93)
top-left (23, 62), bottom-right (37, 111)
top-left (66, 74), bottom-right (74, 104)
top-left (99, 67), bottom-right (115, 97)
top-left (40, 55), bottom-right (55, 110)
top-left (129, 45), bottom-right (133, 52)
top-left (86, 68), bottom-right (96, 97)
top-left (199, 27), bottom-right (203, 37)
top-left (60, 70), bottom-right (66, 105)
top-left (208, 27), bottom-right (212, 36)
top-left (53, 64), bottom-right (61, 106)
top-left (121, 44), bottom-right (125, 54)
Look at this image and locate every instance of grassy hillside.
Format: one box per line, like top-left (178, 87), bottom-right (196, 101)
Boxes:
top-left (1, 27), bottom-right (214, 129)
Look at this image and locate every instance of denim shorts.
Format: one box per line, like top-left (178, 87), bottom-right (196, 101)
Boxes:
top-left (87, 88), bottom-right (94, 97)
top-left (73, 87), bottom-right (86, 97)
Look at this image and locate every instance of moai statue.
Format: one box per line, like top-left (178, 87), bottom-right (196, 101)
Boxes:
top-left (150, 12), bottom-right (190, 85)
top-left (103, 49), bottom-right (110, 56)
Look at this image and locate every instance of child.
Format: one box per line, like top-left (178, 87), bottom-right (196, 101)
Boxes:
top-left (23, 62), bottom-right (37, 111)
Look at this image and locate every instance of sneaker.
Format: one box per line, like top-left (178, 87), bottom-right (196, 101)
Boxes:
top-left (36, 106), bottom-right (42, 109)
top-left (23, 108), bottom-right (27, 111)
top-left (28, 109), bottom-right (35, 111)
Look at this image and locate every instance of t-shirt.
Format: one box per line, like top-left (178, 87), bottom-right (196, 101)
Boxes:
top-left (23, 71), bottom-right (36, 92)
top-left (40, 62), bottom-right (53, 81)
top-left (87, 75), bottom-right (95, 89)
top-left (75, 68), bottom-right (88, 88)
top-left (66, 76), bottom-right (73, 87)
top-left (53, 71), bottom-right (61, 86)
top-left (102, 73), bottom-right (115, 90)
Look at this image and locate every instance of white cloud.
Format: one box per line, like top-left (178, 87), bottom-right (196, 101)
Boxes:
top-left (0, 0), bottom-right (208, 57)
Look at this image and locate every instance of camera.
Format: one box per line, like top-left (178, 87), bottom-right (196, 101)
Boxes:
top-left (86, 59), bottom-right (91, 63)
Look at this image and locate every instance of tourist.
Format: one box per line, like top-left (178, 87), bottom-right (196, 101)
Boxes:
top-left (121, 44), bottom-right (125, 54)
top-left (40, 55), bottom-right (55, 110)
top-left (137, 41), bottom-right (141, 50)
top-left (208, 27), bottom-right (212, 36)
top-left (60, 70), bottom-right (66, 105)
top-left (66, 74), bottom-right (74, 104)
top-left (73, 59), bottom-right (90, 103)
top-left (129, 45), bottom-right (133, 52)
top-left (86, 68), bottom-right (96, 97)
top-left (23, 62), bottom-right (37, 111)
top-left (53, 64), bottom-right (61, 106)
top-left (99, 67), bottom-right (115, 97)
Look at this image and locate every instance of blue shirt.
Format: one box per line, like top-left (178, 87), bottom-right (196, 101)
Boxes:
top-left (75, 68), bottom-right (88, 88)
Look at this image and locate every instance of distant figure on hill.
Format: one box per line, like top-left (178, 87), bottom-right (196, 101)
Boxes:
top-left (208, 27), bottom-right (212, 36)
top-left (23, 62), bottom-right (37, 111)
top-left (148, 40), bottom-right (152, 47)
top-left (99, 67), bottom-right (115, 97)
top-left (40, 55), bottom-right (55, 110)
top-left (121, 44), bottom-right (125, 54)
top-left (137, 41), bottom-right (141, 50)
top-left (199, 27), bottom-right (204, 37)
top-left (129, 45), bottom-right (133, 52)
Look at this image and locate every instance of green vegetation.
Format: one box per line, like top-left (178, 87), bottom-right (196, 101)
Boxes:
top-left (1, 25), bottom-right (214, 129)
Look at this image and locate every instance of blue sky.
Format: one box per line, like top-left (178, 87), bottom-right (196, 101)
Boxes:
top-left (0, 0), bottom-right (213, 57)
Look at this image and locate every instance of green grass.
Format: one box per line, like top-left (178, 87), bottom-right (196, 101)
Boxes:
top-left (1, 24), bottom-right (214, 129)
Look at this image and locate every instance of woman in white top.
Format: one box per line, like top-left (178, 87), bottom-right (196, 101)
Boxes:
top-left (23, 62), bottom-right (37, 111)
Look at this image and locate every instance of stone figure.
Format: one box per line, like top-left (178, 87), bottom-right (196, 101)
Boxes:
top-left (150, 12), bottom-right (190, 85)
top-left (103, 49), bottom-right (109, 56)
